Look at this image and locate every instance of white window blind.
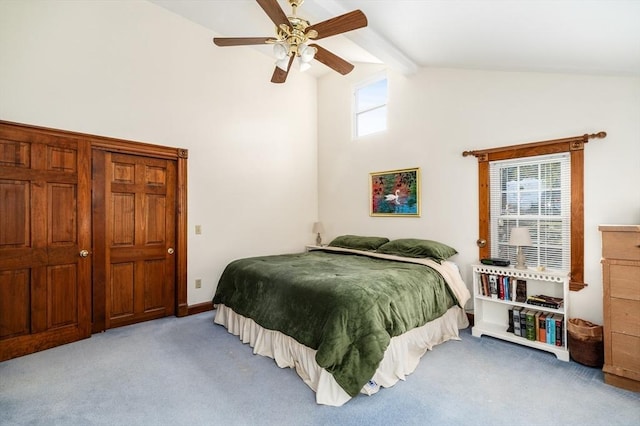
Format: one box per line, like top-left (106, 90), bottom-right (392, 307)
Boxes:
top-left (489, 153), bottom-right (571, 271)
top-left (354, 76), bottom-right (387, 138)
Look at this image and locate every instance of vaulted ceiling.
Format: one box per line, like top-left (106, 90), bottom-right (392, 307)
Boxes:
top-left (150, 0), bottom-right (640, 77)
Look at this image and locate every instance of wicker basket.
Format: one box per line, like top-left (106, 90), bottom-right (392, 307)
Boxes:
top-left (568, 318), bottom-right (604, 367)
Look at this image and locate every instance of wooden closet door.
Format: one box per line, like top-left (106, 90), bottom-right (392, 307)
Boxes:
top-left (0, 124), bottom-right (91, 361)
top-left (97, 152), bottom-right (177, 329)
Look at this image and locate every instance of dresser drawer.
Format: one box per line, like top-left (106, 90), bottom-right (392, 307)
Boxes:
top-left (610, 298), bottom-right (640, 336)
top-left (600, 227), bottom-right (640, 261)
top-left (609, 264), bottom-right (640, 301)
top-left (611, 332), bottom-right (640, 374)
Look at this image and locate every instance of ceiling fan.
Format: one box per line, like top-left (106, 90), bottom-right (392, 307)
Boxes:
top-left (213, 0), bottom-right (368, 83)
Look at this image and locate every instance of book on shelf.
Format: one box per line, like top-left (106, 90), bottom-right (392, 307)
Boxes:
top-left (489, 275), bottom-right (498, 299)
top-left (512, 306), bottom-right (522, 336)
top-left (507, 307), bottom-right (514, 332)
top-left (498, 275), bottom-right (505, 300)
top-left (481, 274), bottom-right (489, 297)
top-left (502, 276), bottom-right (510, 301)
top-left (537, 312), bottom-right (548, 343)
top-left (519, 307), bottom-right (527, 337)
top-left (515, 279), bottom-right (527, 303)
top-left (525, 310), bottom-right (536, 341)
top-left (534, 311), bottom-right (541, 341)
top-left (546, 314), bottom-right (555, 345)
top-left (554, 314), bottom-right (564, 347)
top-left (526, 294), bottom-right (564, 309)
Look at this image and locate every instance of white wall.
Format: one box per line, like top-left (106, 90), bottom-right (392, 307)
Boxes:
top-left (318, 64), bottom-right (640, 323)
top-left (2, 1), bottom-right (639, 322)
top-left (0, 0), bottom-right (318, 306)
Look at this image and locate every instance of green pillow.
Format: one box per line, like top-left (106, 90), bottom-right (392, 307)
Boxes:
top-left (328, 235), bottom-right (390, 251)
top-left (376, 238), bottom-right (458, 260)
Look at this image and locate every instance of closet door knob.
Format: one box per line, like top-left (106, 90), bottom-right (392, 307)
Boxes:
top-left (79, 250), bottom-right (89, 258)
top-left (167, 248), bottom-right (175, 255)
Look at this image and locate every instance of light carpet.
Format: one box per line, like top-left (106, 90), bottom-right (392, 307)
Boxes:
top-left (1, 311), bottom-right (638, 425)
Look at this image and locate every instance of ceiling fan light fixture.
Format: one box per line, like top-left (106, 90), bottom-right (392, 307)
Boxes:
top-left (298, 43), bottom-right (316, 63)
top-left (275, 56), bottom-right (291, 71)
top-left (298, 43), bottom-right (316, 72)
top-left (273, 42), bottom-right (290, 61)
top-left (299, 60), bottom-right (312, 72)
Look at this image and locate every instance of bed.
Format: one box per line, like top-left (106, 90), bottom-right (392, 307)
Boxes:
top-left (212, 237), bottom-right (471, 406)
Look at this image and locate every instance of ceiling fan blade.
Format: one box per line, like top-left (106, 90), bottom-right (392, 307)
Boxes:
top-left (213, 37), bottom-right (276, 46)
top-left (310, 44), bottom-right (354, 75)
top-left (271, 55), bottom-right (295, 84)
top-left (256, 0), bottom-right (290, 28)
top-left (307, 10), bottom-right (367, 40)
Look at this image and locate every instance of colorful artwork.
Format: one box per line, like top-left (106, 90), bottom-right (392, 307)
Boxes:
top-left (370, 168), bottom-right (420, 217)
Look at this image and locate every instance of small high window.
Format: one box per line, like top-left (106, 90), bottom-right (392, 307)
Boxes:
top-left (353, 76), bottom-right (387, 138)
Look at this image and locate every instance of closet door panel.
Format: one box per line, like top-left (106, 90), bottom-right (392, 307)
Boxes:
top-left (0, 123), bottom-right (91, 361)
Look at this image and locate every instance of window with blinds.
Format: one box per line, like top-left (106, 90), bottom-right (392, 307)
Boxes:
top-left (489, 153), bottom-right (571, 271)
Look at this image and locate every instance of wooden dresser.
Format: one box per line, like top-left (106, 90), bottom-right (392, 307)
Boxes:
top-left (599, 225), bottom-right (640, 392)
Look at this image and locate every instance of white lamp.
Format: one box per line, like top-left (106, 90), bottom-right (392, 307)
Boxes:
top-left (312, 222), bottom-right (324, 246)
top-left (509, 227), bottom-right (532, 269)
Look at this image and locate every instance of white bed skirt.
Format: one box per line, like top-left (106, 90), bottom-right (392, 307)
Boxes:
top-left (214, 304), bottom-right (469, 406)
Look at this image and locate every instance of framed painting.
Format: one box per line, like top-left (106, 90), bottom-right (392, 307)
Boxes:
top-left (370, 167), bottom-right (420, 217)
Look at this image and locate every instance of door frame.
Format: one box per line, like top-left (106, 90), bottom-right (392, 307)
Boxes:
top-left (91, 137), bottom-right (188, 332)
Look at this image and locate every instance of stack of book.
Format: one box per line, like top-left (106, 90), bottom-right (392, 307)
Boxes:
top-left (526, 294), bottom-right (564, 309)
top-left (508, 307), bottom-right (564, 347)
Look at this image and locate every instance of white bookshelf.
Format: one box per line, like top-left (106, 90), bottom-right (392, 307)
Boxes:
top-left (471, 264), bottom-right (570, 361)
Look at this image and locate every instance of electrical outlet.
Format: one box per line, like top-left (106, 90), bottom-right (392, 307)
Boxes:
top-left (195, 279), bottom-right (202, 289)
top-left (195, 225), bottom-right (202, 235)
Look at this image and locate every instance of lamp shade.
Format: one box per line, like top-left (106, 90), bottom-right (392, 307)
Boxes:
top-left (299, 43), bottom-right (316, 63)
top-left (299, 61), bottom-right (312, 72)
top-left (275, 57), bottom-right (290, 71)
top-left (273, 42), bottom-right (289, 60)
top-left (274, 42), bottom-right (291, 71)
top-left (312, 222), bottom-right (324, 234)
top-left (509, 227), bottom-right (532, 246)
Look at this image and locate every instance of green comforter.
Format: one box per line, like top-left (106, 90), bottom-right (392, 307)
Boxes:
top-left (213, 250), bottom-right (457, 397)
